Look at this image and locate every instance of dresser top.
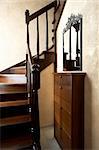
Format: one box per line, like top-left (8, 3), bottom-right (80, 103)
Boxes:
top-left (54, 71), bottom-right (86, 75)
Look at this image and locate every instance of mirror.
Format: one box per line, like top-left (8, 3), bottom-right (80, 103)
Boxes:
top-left (63, 14), bottom-right (82, 71)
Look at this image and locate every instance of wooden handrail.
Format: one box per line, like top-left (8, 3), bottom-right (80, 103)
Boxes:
top-left (55, 0), bottom-right (67, 30)
top-left (26, 1), bottom-right (57, 24)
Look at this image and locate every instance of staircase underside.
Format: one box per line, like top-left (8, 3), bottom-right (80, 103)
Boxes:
top-left (1, 51), bottom-right (55, 74)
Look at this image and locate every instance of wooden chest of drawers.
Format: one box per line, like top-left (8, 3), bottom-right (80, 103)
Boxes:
top-left (54, 72), bottom-right (86, 150)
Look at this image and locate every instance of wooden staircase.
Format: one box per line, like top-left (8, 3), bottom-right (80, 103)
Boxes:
top-left (0, 74), bottom-right (32, 149)
top-left (0, 51), bottom-right (55, 149)
top-left (0, 0), bottom-right (67, 149)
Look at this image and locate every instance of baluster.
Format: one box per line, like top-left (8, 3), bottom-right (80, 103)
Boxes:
top-left (69, 26), bottom-right (71, 60)
top-left (76, 27), bottom-right (79, 66)
top-left (76, 29), bottom-right (78, 57)
top-left (80, 18), bottom-right (82, 70)
top-left (53, 6), bottom-right (57, 72)
top-left (46, 11), bottom-right (48, 51)
top-left (25, 10), bottom-right (30, 50)
top-left (26, 54), bottom-right (29, 95)
top-left (37, 16), bottom-right (39, 59)
top-left (63, 33), bottom-right (65, 67)
top-left (26, 54), bottom-right (28, 78)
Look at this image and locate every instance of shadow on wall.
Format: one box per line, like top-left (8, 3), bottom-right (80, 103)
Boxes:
top-left (84, 75), bottom-right (92, 149)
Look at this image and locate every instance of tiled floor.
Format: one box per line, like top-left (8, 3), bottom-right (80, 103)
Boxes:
top-left (41, 126), bottom-right (61, 150)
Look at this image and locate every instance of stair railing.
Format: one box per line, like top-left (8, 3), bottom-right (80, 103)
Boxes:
top-left (25, 1), bottom-right (58, 149)
top-left (26, 1), bottom-right (57, 57)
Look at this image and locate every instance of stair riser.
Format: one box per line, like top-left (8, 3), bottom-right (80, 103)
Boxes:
top-left (0, 105), bottom-right (29, 118)
top-left (0, 122), bottom-right (31, 139)
top-left (4, 66), bottom-right (26, 74)
top-left (0, 93), bottom-right (27, 102)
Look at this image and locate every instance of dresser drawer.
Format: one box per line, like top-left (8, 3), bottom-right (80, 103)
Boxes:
top-left (61, 97), bottom-right (71, 114)
top-left (54, 74), bottom-right (61, 85)
top-left (61, 75), bottom-right (72, 86)
top-left (54, 94), bottom-right (60, 106)
top-left (54, 102), bottom-right (61, 125)
top-left (61, 109), bottom-right (71, 138)
top-left (61, 87), bottom-right (72, 114)
top-left (61, 83), bottom-right (72, 98)
top-left (61, 127), bottom-right (71, 149)
top-left (54, 84), bottom-right (60, 97)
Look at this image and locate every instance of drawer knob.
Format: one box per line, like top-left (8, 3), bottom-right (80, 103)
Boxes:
top-left (60, 107), bottom-right (63, 110)
top-left (59, 75), bottom-right (62, 78)
top-left (59, 86), bottom-right (62, 89)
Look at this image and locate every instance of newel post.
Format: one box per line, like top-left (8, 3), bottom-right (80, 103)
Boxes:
top-left (31, 64), bottom-right (41, 150)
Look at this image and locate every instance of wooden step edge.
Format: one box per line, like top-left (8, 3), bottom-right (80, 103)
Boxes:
top-left (0, 115), bottom-right (31, 127)
top-left (0, 83), bottom-right (26, 88)
top-left (0, 82), bottom-right (26, 86)
top-left (0, 60), bottom-right (26, 74)
top-left (0, 74), bottom-right (26, 77)
top-left (0, 91), bottom-right (27, 95)
top-left (0, 100), bottom-right (29, 108)
top-left (11, 66), bottom-right (26, 69)
top-left (0, 74), bottom-right (26, 84)
top-left (0, 84), bottom-right (27, 94)
top-left (8, 67), bottom-right (26, 74)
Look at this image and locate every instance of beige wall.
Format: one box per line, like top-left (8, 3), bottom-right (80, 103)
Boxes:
top-left (57, 0), bottom-right (99, 149)
top-left (0, 0), bottom-right (54, 71)
top-left (39, 64), bottom-right (54, 127)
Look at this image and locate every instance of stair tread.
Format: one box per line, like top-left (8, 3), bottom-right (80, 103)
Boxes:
top-left (0, 91), bottom-right (27, 95)
top-left (0, 74), bottom-right (26, 76)
top-left (0, 114), bottom-right (31, 127)
top-left (0, 74), bottom-right (26, 84)
top-left (0, 99), bottom-right (29, 107)
top-left (0, 82), bottom-right (26, 85)
top-left (0, 91), bottom-right (27, 94)
top-left (0, 74), bottom-right (26, 78)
